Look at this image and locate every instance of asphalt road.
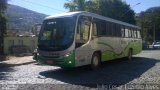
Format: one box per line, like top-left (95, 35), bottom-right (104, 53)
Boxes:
top-left (0, 50), bottom-right (160, 90)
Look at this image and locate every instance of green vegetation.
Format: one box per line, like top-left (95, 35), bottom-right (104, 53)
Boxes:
top-left (64, 0), bottom-right (160, 43)
top-left (0, 0), bottom-right (8, 54)
top-left (137, 7), bottom-right (160, 43)
top-left (64, 0), bottom-right (136, 24)
top-left (0, 0), bottom-right (7, 36)
top-left (0, 0), bottom-right (159, 49)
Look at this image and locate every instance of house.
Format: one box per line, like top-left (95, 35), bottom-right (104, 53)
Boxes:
top-left (4, 36), bottom-right (38, 55)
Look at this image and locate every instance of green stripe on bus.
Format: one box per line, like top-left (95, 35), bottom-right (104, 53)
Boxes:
top-left (98, 40), bottom-right (142, 61)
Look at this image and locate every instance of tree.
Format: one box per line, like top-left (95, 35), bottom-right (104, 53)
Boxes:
top-left (0, 0), bottom-right (8, 54)
top-left (137, 7), bottom-right (160, 43)
top-left (64, 0), bottom-right (86, 11)
top-left (64, 0), bottom-right (136, 24)
top-left (0, 0), bottom-right (8, 33)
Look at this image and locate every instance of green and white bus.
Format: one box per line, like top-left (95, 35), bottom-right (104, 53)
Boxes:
top-left (35, 11), bottom-right (142, 69)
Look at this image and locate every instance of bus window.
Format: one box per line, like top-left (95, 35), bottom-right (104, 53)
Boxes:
top-left (106, 22), bottom-right (109, 36)
top-left (132, 28), bottom-right (135, 38)
top-left (106, 22), bottom-right (113, 36)
top-left (128, 27), bottom-right (131, 38)
top-left (111, 23), bottom-right (114, 36)
top-left (76, 16), bottom-right (91, 47)
top-left (92, 23), bottom-right (97, 36)
top-left (95, 18), bottom-right (106, 36)
top-left (121, 25), bottom-right (125, 37)
top-left (116, 24), bottom-right (121, 37)
top-left (131, 28), bottom-right (134, 38)
top-left (137, 30), bottom-right (141, 38)
top-left (134, 29), bottom-right (137, 38)
top-left (125, 27), bottom-right (129, 37)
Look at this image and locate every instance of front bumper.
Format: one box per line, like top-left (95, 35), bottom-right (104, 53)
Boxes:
top-left (36, 52), bottom-right (75, 68)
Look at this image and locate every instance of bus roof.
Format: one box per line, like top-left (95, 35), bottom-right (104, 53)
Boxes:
top-left (45, 12), bottom-right (80, 19)
top-left (45, 11), bottom-right (140, 29)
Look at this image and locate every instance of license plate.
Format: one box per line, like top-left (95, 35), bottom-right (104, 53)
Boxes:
top-left (47, 60), bottom-right (54, 64)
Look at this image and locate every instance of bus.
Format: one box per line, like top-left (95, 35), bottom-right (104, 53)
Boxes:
top-left (34, 11), bottom-right (142, 69)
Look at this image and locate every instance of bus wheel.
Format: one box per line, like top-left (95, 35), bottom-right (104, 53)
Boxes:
top-left (128, 49), bottom-right (133, 60)
top-left (91, 53), bottom-right (101, 69)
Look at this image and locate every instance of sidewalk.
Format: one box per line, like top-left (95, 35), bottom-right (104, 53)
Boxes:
top-left (0, 56), bottom-right (35, 67)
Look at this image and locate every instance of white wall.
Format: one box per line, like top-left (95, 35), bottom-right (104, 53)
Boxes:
top-left (4, 36), bottom-right (38, 54)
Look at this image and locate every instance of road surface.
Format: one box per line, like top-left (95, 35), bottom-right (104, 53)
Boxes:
top-left (0, 50), bottom-right (160, 90)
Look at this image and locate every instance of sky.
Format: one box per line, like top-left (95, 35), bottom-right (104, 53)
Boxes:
top-left (8, 0), bottom-right (160, 15)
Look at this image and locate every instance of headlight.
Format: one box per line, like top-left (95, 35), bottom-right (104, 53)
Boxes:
top-left (64, 52), bottom-right (72, 57)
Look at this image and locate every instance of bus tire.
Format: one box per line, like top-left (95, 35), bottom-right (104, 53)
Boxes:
top-left (128, 49), bottom-right (133, 60)
top-left (91, 53), bottom-right (101, 69)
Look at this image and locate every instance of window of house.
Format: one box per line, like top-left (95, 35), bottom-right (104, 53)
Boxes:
top-left (31, 40), bottom-right (35, 51)
top-left (8, 40), bottom-right (14, 47)
top-left (18, 40), bottom-right (23, 45)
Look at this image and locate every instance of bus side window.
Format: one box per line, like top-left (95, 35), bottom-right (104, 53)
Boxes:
top-left (109, 22), bottom-right (113, 36)
top-left (134, 29), bottom-right (137, 38)
top-left (112, 23), bottom-right (116, 36)
top-left (125, 27), bottom-right (129, 38)
top-left (94, 18), bottom-right (106, 36)
top-left (106, 22), bottom-right (112, 36)
top-left (137, 30), bottom-right (141, 38)
top-left (130, 28), bottom-right (132, 38)
top-left (128, 27), bottom-right (131, 38)
top-left (92, 23), bottom-right (97, 37)
top-left (131, 28), bottom-right (134, 38)
top-left (117, 24), bottom-right (121, 37)
top-left (76, 16), bottom-right (91, 48)
top-left (110, 23), bottom-right (113, 36)
top-left (121, 25), bottom-right (125, 37)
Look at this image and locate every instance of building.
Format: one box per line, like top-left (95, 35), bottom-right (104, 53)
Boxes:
top-left (4, 36), bottom-right (38, 55)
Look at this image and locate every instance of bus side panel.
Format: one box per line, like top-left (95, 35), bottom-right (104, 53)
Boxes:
top-left (132, 39), bottom-right (142, 55)
top-left (75, 43), bottom-right (94, 67)
top-left (95, 37), bottom-right (125, 61)
top-left (95, 37), bottom-right (142, 61)
top-left (121, 38), bottom-right (142, 57)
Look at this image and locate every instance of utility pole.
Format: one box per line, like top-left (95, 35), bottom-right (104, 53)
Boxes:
top-left (152, 9), bottom-right (156, 42)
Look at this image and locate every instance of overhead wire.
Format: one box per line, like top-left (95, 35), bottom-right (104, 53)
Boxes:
top-left (21, 0), bottom-right (66, 12)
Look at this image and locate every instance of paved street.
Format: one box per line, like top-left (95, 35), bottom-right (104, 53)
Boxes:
top-left (0, 50), bottom-right (160, 90)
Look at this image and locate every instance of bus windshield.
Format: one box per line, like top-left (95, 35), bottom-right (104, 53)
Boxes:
top-left (38, 17), bottom-right (76, 51)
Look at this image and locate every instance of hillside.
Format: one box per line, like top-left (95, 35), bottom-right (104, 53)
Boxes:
top-left (6, 4), bottom-right (47, 32)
